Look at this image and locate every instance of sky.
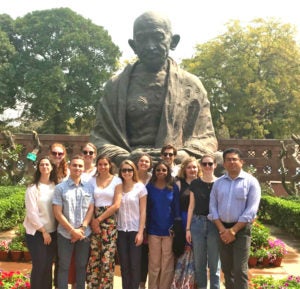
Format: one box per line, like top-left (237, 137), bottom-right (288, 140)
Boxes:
top-left (1, 0), bottom-right (300, 63)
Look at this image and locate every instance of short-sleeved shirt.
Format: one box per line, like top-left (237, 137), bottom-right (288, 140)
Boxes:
top-left (189, 178), bottom-right (213, 216)
top-left (52, 178), bottom-right (94, 239)
top-left (89, 175), bottom-right (122, 207)
top-left (117, 182), bottom-right (147, 232)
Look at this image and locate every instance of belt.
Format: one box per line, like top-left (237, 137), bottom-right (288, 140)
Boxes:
top-left (221, 222), bottom-right (237, 228)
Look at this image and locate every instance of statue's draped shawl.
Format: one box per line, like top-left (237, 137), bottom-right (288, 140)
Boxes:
top-left (91, 58), bottom-right (217, 157)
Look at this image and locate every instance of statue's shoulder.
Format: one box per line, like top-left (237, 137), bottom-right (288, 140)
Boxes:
top-left (169, 58), bottom-right (207, 93)
top-left (111, 63), bottom-right (135, 82)
top-left (105, 63), bottom-right (136, 91)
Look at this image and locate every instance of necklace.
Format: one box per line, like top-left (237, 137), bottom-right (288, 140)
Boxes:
top-left (201, 176), bottom-right (215, 191)
top-left (205, 182), bottom-right (213, 190)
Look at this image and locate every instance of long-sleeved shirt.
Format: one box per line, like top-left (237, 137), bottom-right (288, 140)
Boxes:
top-left (23, 183), bottom-right (56, 235)
top-left (208, 170), bottom-right (261, 223)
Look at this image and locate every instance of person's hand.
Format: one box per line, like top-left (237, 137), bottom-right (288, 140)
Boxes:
top-left (219, 228), bottom-right (236, 244)
top-left (91, 218), bottom-right (100, 234)
top-left (186, 230), bottom-right (192, 244)
top-left (135, 231), bottom-right (143, 246)
top-left (70, 228), bottom-right (85, 243)
top-left (42, 232), bottom-right (52, 245)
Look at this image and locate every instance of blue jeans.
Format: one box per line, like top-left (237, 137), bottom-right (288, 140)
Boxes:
top-left (57, 233), bottom-right (90, 289)
top-left (26, 231), bottom-right (57, 289)
top-left (191, 215), bottom-right (220, 289)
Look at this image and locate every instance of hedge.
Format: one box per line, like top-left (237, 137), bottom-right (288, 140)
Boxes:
top-left (258, 195), bottom-right (300, 237)
top-left (0, 186), bottom-right (26, 231)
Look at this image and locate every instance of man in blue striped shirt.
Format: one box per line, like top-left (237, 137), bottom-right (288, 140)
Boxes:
top-left (209, 148), bottom-right (261, 289)
top-left (53, 155), bottom-right (94, 289)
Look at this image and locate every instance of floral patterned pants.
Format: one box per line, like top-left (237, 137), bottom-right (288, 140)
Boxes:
top-left (86, 207), bottom-right (117, 289)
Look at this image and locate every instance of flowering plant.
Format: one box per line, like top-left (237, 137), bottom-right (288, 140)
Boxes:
top-left (0, 270), bottom-right (30, 288)
top-left (267, 238), bottom-right (288, 260)
top-left (0, 240), bottom-right (10, 252)
top-left (250, 275), bottom-right (300, 288)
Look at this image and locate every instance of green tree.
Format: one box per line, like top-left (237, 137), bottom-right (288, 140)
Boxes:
top-left (0, 15), bottom-right (17, 115)
top-left (11, 8), bottom-right (121, 133)
top-left (182, 19), bottom-right (300, 139)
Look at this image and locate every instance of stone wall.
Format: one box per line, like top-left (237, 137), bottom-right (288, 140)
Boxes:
top-left (0, 134), bottom-right (298, 184)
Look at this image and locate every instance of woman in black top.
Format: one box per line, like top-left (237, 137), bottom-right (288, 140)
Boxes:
top-left (171, 157), bottom-right (201, 289)
top-left (186, 154), bottom-right (220, 289)
top-left (176, 157), bottom-right (201, 234)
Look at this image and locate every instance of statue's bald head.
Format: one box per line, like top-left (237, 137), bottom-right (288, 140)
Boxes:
top-left (133, 11), bottom-right (172, 36)
top-left (129, 11), bottom-right (180, 71)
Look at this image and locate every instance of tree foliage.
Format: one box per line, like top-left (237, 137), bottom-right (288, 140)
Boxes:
top-left (1, 8), bottom-right (121, 134)
top-left (182, 18), bottom-right (300, 139)
top-left (0, 14), bottom-right (17, 115)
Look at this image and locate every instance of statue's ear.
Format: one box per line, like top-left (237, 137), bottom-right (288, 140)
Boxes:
top-left (170, 34), bottom-right (180, 51)
top-left (128, 39), bottom-right (136, 54)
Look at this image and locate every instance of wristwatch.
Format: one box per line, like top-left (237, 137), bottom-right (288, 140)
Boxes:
top-left (80, 224), bottom-right (87, 231)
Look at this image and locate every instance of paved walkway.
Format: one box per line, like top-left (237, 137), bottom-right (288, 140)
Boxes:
top-left (0, 224), bottom-right (299, 288)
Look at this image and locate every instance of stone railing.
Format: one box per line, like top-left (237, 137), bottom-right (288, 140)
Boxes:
top-left (1, 134), bottom-right (299, 184)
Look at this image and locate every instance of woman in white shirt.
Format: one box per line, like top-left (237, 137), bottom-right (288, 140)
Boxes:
top-left (116, 160), bottom-right (147, 289)
top-left (23, 156), bottom-right (58, 289)
top-left (86, 155), bottom-right (122, 289)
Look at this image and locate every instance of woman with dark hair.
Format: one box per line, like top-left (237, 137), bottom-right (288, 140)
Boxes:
top-left (86, 155), bottom-right (122, 289)
top-left (146, 160), bottom-right (180, 289)
top-left (116, 160), bottom-right (147, 289)
top-left (23, 156), bottom-right (58, 289)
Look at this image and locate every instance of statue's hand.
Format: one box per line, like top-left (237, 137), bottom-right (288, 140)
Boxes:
top-left (129, 148), bottom-right (161, 163)
top-left (176, 150), bottom-right (190, 163)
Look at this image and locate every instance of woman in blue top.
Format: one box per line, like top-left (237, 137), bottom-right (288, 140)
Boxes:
top-left (146, 160), bottom-right (180, 289)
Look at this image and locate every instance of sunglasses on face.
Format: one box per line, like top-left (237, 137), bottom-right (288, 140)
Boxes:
top-left (121, 168), bottom-right (134, 173)
top-left (156, 168), bottom-right (168, 173)
top-left (201, 162), bottom-right (214, 167)
top-left (51, 151), bottom-right (64, 157)
top-left (83, 150), bottom-right (94, 155)
top-left (163, 152), bottom-right (174, 157)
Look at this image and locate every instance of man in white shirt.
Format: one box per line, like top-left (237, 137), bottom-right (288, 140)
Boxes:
top-left (161, 144), bottom-right (181, 177)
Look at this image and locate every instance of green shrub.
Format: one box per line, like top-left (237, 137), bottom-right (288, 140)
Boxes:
top-left (0, 186), bottom-right (26, 231)
top-left (258, 195), bottom-right (300, 237)
top-left (250, 220), bottom-right (270, 249)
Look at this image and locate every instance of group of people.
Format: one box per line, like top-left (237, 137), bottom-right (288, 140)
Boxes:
top-left (23, 9), bottom-right (261, 289)
top-left (23, 141), bottom-right (261, 289)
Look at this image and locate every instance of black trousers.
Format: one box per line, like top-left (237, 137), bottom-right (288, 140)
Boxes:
top-left (26, 231), bottom-right (57, 289)
top-left (117, 231), bottom-right (142, 289)
top-left (219, 223), bottom-right (251, 289)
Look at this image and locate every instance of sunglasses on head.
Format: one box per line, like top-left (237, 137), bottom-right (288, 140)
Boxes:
top-left (201, 162), bottom-right (214, 167)
top-left (83, 150), bottom-right (94, 156)
top-left (156, 168), bottom-right (168, 173)
top-left (121, 168), bottom-right (134, 173)
top-left (51, 151), bottom-right (64, 157)
top-left (163, 152), bottom-right (174, 157)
